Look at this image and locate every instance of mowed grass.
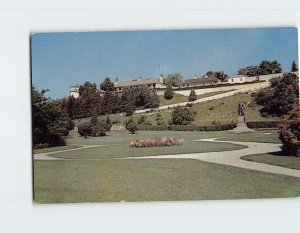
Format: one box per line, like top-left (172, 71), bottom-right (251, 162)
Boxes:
top-left (51, 130), bottom-right (251, 159)
top-left (34, 145), bottom-right (80, 154)
top-left (242, 153), bottom-right (300, 170)
top-left (146, 93), bottom-right (278, 126)
top-left (34, 159), bottom-right (300, 203)
top-left (158, 90), bottom-right (234, 107)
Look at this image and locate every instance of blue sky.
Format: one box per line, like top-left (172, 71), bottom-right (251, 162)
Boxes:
top-left (31, 28), bottom-right (298, 99)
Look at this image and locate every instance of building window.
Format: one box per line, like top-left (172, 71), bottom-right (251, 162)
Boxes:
top-left (231, 79), bottom-right (234, 82)
top-left (240, 78), bottom-right (242, 81)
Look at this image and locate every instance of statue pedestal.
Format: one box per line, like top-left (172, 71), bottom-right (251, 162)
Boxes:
top-left (230, 116), bottom-right (255, 134)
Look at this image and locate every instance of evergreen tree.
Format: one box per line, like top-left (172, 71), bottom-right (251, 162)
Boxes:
top-left (164, 83), bottom-right (174, 100)
top-left (291, 60), bottom-right (298, 72)
top-left (188, 89), bottom-right (197, 102)
top-left (155, 113), bottom-right (165, 125)
top-left (77, 82), bottom-right (99, 117)
top-left (100, 77), bottom-right (115, 92)
top-left (121, 88), bottom-right (136, 116)
top-left (125, 116), bottom-right (138, 134)
top-left (102, 91), bottom-right (114, 114)
top-left (253, 72), bottom-right (299, 116)
top-left (32, 86), bottom-right (70, 148)
top-left (105, 115), bottom-right (112, 132)
top-left (135, 85), bottom-right (151, 108)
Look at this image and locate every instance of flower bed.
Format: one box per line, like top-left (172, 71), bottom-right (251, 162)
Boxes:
top-left (129, 136), bottom-right (183, 148)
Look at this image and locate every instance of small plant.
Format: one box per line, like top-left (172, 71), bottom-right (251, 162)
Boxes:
top-left (129, 136), bottom-right (183, 148)
top-left (125, 116), bottom-right (138, 134)
top-left (188, 89), bottom-right (197, 101)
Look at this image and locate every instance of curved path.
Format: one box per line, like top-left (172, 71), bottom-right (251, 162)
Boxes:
top-left (34, 145), bottom-right (107, 160)
top-left (34, 139), bottom-right (300, 178)
top-left (123, 138), bottom-right (300, 178)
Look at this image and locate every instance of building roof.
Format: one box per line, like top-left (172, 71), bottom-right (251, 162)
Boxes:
top-left (114, 79), bottom-right (159, 88)
top-left (182, 76), bottom-right (219, 85)
top-left (230, 74), bottom-right (246, 79)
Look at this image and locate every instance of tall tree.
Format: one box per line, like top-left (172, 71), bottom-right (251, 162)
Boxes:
top-left (164, 73), bottom-right (183, 87)
top-left (135, 85), bottom-right (151, 108)
top-left (32, 86), bottom-right (70, 148)
top-left (253, 72), bottom-right (299, 116)
top-left (291, 60), bottom-right (298, 72)
top-left (120, 88), bottom-right (136, 116)
top-left (188, 89), bottom-right (197, 102)
top-left (78, 82), bottom-right (99, 117)
top-left (100, 77), bottom-right (115, 92)
top-left (164, 83), bottom-right (174, 100)
top-left (145, 89), bottom-right (160, 108)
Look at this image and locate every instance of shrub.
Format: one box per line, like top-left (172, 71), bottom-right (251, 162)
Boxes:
top-left (188, 89), bottom-right (197, 101)
top-left (78, 122), bottom-right (93, 138)
top-left (129, 136), bottom-right (183, 148)
top-left (169, 106), bottom-right (196, 125)
top-left (164, 83), bottom-right (174, 100)
top-left (137, 115), bottom-right (152, 125)
top-left (125, 117), bottom-right (138, 134)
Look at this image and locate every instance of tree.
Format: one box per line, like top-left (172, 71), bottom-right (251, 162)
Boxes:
top-left (237, 65), bottom-right (260, 76)
top-left (100, 77), bottom-right (115, 92)
top-left (205, 71), bottom-right (228, 82)
top-left (105, 115), bottom-right (112, 132)
top-left (164, 73), bottom-right (183, 87)
top-left (253, 73), bottom-right (299, 116)
top-left (125, 116), bottom-right (138, 134)
top-left (135, 85), bottom-right (151, 108)
top-left (188, 89), bottom-right (197, 102)
top-left (238, 60), bottom-right (282, 76)
top-left (145, 89), bottom-right (160, 108)
top-left (164, 83), bottom-right (174, 100)
top-left (66, 96), bottom-right (77, 119)
top-left (32, 86), bottom-right (70, 148)
top-left (279, 99), bottom-right (300, 157)
top-left (78, 122), bottom-right (92, 138)
top-left (102, 91), bottom-right (114, 114)
top-left (169, 106), bottom-right (196, 125)
top-left (121, 88), bottom-right (136, 116)
top-left (291, 60), bottom-right (298, 72)
top-left (77, 82), bottom-right (99, 117)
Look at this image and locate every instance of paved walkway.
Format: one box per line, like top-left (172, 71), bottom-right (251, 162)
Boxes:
top-left (34, 145), bottom-right (107, 160)
top-left (124, 138), bottom-right (300, 178)
top-left (34, 139), bottom-right (300, 178)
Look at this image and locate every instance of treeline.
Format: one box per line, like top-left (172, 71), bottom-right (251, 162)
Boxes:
top-left (60, 78), bottom-right (159, 119)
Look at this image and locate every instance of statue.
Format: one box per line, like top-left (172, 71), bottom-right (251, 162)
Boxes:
top-left (238, 102), bottom-right (244, 116)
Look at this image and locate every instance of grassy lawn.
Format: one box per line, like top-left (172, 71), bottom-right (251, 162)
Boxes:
top-left (242, 153), bottom-right (300, 170)
top-left (33, 145), bottom-right (80, 154)
top-left (50, 130), bottom-right (250, 159)
top-left (146, 93), bottom-right (278, 126)
top-left (158, 90), bottom-right (234, 107)
top-left (34, 159), bottom-right (300, 203)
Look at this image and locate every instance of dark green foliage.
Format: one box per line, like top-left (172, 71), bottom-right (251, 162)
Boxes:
top-left (32, 86), bottom-right (70, 148)
top-left (164, 83), bottom-right (174, 100)
top-left (238, 60), bottom-right (282, 76)
top-left (105, 115), bottom-right (112, 132)
top-left (135, 85), bottom-right (151, 108)
top-left (155, 113), bottom-right (165, 125)
top-left (145, 89), bottom-right (160, 108)
top-left (291, 61), bottom-right (298, 72)
top-left (78, 122), bottom-right (93, 138)
top-left (66, 96), bottom-right (77, 118)
top-left (205, 71), bottom-right (228, 82)
top-left (101, 91), bottom-right (114, 114)
top-left (253, 73), bottom-right (299, 116)
top-left (125, 116), bottom-right (138, 134)
top-left (120, 88), bottom-right (136, 116)
top-left (100, 77), bottom-right (115, 91)
top-left (169, 106), bottom-right (196, 125)
top-left (279, 99), bottom-right (300, 157)
top-left (163, 73), bottom-right (183, 87)
top-left (188, 89), bottom-right (197, 102)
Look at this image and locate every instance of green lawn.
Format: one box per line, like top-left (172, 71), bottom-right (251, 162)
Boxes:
top-left (158, 90), bottom-right (234, 107)
top-left (34, 145), bottom-right (80, 154)
top-left (242, 153), bottom-right (300, 170)
top-left (34, 159), bottom-right (300, 203)
top-left (147, 93), bottom-right (279, 126)
top-left (34, 129), bottom-right (299, 204)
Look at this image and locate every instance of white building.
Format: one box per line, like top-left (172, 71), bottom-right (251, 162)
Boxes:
top-left (70, 85), bottom-right (80, 98)
top-left (228, 75), bottom-right (258, 84)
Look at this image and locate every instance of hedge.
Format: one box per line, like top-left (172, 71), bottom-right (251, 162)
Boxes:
top-left (138, 121), bottom-right (279, 132)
